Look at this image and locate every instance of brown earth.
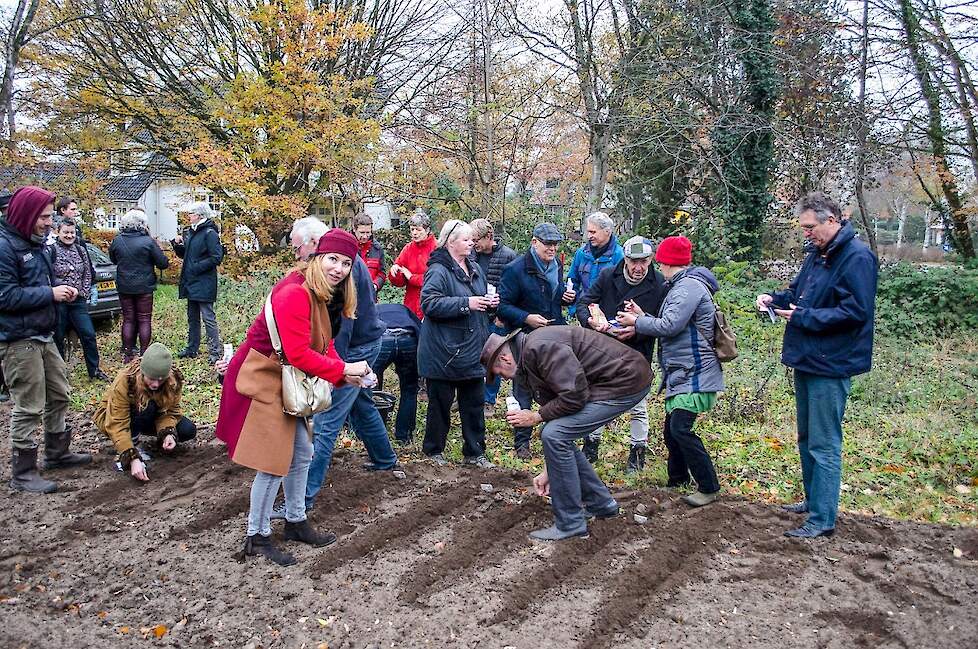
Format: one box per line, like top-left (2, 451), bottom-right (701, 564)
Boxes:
top-left (1, 409), bottom-right (977, 649)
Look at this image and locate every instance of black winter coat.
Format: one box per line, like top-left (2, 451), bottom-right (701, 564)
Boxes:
top-left (418, 247), bottom-right (489, 381)
top-left (0, 224), bottom-right (57, 342)
top-left (109, 230), bottom-right (169, 295)
top-left (172, 219), bottom-right (224, 302)
top-left (474, 239), bottom-right (517, 289)
top-left (497, 249), bottom-right (569, 332)
top-left (576, 260), bottom-right (667, 361)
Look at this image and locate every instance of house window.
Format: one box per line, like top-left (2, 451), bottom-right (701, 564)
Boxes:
top-left (309, 204), bottom-right (350, 230)
top-left (545, 178), bottom-right (560, 190)
top-left (193, 191), bottom-right (224, 218)
top-left (100, 202), bottom-right (137, 230)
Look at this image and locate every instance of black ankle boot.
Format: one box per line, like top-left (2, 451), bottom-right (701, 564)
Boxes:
top-left (582, 436), bottom-right (600, 464)
top-left (626, 444), bottom-right (646, 474)
top-left (10, 446), bottom-right (57, 493)
top-left (242, 534), bottom-right (296, 566)
top-left (284, 520), bottom-right (337, 547)
top-left (42, 429), bottom-right (93, 470)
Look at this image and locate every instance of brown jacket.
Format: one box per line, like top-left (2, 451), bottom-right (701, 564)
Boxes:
top-left (93, 361), bottom-right (185, 455)
top-left (516, 326), bottom-right (654, 421)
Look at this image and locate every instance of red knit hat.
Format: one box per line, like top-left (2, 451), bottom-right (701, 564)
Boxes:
top-left (655, 236), bottom-right (692, 265)
top-left (314, 229), bottom-right (358, 261)
top-left (6, 186), bottom-right (56, 240)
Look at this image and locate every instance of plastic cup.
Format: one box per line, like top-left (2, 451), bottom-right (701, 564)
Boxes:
top-left (505, 396), bottom-right (520, 412)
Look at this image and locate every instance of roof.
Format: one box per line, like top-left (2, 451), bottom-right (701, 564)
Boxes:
top-left (0, 156), bottom-right (172, 202)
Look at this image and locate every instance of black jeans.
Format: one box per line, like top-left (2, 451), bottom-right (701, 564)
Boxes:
top-left (422, 377), bottom-right (486, 458)
top-left (130, 399), bottom-right (197, 446)
top-left (55, 299), bottom-right (101, 376)
top-left (372, 330), bottom-right (419, 442)
top-left (511, 374), bottom-right (534, 451)
top-left (663, 408), bottom-right (719, 493)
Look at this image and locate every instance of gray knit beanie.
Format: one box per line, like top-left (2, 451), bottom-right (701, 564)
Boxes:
top-left (141, 343), bottom-right (173, 380)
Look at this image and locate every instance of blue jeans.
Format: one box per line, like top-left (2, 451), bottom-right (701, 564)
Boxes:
top-left (542, 389), bottom-right (650, 532)
top-left (54, 299), bottom-right (101, 376)
top-left (247, 419), bottom-right (313, 536)
top-left (305, 339), bottom-right (397, 509)
top-left (372, 330), bottom-right (418, 442)
top-left (794, 370), bottom-right (851, 531)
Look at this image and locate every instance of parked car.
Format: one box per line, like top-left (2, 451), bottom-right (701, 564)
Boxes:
top-left (86, 243), bottom-right (122, 320)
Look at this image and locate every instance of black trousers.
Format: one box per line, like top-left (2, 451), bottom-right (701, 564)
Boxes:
top-left (130, 399), bottom-right (197, 446)
top-left (663, 408), bottom-right (719, 493)
top-left (422, 377), bottom-right (486, 458)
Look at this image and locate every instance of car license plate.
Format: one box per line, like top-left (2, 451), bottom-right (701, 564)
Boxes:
top-left (98, 281), bottom-right (116, 291)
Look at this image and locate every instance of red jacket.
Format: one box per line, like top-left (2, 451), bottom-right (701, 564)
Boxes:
top-left (358, 238), bottom-right (386, 295)
top-left (388, 236), bottom-right (435, 318)
top-left (215, 271), bottom-right (345, 460)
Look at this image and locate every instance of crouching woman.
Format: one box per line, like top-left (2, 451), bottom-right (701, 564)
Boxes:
top-left (93, 343), bottom-right (197, 481)
top-left (215, 229), bottom-right (369, 566)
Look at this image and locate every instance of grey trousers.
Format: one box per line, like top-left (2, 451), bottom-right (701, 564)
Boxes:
top-left (0, 340), bottom-right (70, 449)
top-left (587, 395), bottom-right (650, 445)
top-left (542, 388), bottom-right (651, 531)
top-left (186, 300), bottom-right (221, 358)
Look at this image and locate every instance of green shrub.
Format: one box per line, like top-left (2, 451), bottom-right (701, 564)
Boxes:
top-left (876, 263), bottom-right (978, 338)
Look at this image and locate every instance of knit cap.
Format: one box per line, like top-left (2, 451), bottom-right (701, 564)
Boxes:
top-left (655, 236), bottom-right (693, 266)
top-left (141, 343), bottom-right (173, 380)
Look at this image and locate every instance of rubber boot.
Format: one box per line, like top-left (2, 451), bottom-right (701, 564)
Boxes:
top-left (10, 446), bottom-right (57, 493)
top-left (284, 520), bottom-right (337, 547)
top-left (242, 534), bottom-right (296, 566)
top-left (626, 444), bottom-right (646, 474)
top-left (582, 436), bottom-right (600, 464)
top-left (42, 429), bottom-right (93, 470)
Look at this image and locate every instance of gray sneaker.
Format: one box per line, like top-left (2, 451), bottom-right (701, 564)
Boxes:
top-left (269, 499), bottom-right (287, 520)
top-left (464, 455), bottom-right (495, 469)
top-left (428, 453), bottom-right (450, 466)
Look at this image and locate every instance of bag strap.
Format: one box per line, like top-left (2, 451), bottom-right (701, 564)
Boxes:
top-left (264, 294), bottom-right (288, 365)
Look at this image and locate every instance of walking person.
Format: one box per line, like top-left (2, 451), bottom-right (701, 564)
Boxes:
top-left (172, 201), bottom-right (224, 363)
top-left (109, 209), bottom-right (169, 362)
top-left (50, 218), bottom-right (108, 380)
top-left (388, 210), bottom-right (436, 319)
top-left (616, 236), bottom-right (724, 508)
top-left (482, 326), bottom-right (653, 540)
top-left (496, 223), bottom-right (576, 458)
top-left (577, 236), bottom-right (666, 471)
top-left (216, 228), bottom-right (370, 565)
top-left (419, 220), bottom-right (496, 467)
top-left (0, 186), bottom-right (91, 493)
top-left (756, 192), bottom-right (878, 538)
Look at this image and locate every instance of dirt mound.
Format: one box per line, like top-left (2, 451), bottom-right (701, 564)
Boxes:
top-left (1, 414), bottom-right (976, 648)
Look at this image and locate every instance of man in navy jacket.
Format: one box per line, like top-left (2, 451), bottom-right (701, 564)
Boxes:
top-left (497, 223), bottom-right (576, 456)
top-left (757, 192), bottom-right (878, 539)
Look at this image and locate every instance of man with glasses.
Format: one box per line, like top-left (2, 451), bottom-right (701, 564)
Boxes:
top-left (497, 223), bottom-right (576, 458)
top-left (756, 192), bottom-right (878, 539)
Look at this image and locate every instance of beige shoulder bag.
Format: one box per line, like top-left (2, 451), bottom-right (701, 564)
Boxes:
top-left (264, 294), bottom-right (333, 417)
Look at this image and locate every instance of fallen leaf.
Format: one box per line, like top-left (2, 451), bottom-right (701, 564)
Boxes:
top-left (434, 541), bottom-right (446, 554)
top-left (118, 626), bottom-right (130, 634)
top-left (97, 610), bottom-right (108, 619)
top-left (880, 464), bottom-right (906, 474)
top-left (318, 643), bottom-right (329, 649)
top-left (953, 547), bottom-right (963, 558)
top-left (154, 624), bottom-right (167, 638)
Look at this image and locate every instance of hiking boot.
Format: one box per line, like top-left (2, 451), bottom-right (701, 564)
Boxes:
top-left (784, 524), bottom-right (834, 539)
top-left (90, 369), bottom-right (110, 381)
top-left (284, 520), bottom-right (337, 547)
top-left (41, 429), bottom-right (93, 470)
top-left (176, 349), bottom-right (198, 359)
top-left (515, 445), bottom-right (532, 460)
top-left (463, 455), bottom-right (495, 469)
top-left (585, 499), bottom-right (620, 521)
top-left (270, 499), bottom-right (287, 520)
top-left (242, 534), bottom-right (296, 566)
top-left (529, 524), bottom-right (589, 541)
top-left (625, 444), bottom-right (646, 474)
top-left (427, 453), bottom-right (449, 466)
top-left (582, 436), bottom-right (600, 463)
top-left (682, 491), bottom-right (719, 508)
top-left (9, 446), bottom-right (57, 494)
top-left (781, 501), bottom-right (809, 514)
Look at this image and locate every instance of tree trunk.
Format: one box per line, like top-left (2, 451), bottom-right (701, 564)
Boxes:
top-left (898, 0), bottom-right (975, 258)
top-left (0, 0), bottom-right (41, 144)
top-left (896, 202), bottom-right (907, 248)
top-left (853, 0), bottom-right (878, 257)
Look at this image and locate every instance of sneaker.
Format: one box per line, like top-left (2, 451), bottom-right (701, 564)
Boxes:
top-left (784, 524), bottom-right (834, 539)
top-left (781, 501), bottom-right (809, 514)
top-left (269, 499), bottom-right (287, 520)
top-left (514, 446), bottom-right (532, 460)
top-left (427, 453), bottom-right (449, 466)
top-left (362, 461), bottom-right (399, 472)
top-left (464, 455), bottom-right (495, 469)
top-left (682, 491), bottom-right (719, 508)
top-left (529, 524), bottom-right (589, 541)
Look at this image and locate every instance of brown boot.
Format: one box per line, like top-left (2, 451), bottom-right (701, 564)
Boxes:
top-left (42, 429), bottom-right (92, 470)
top-left (284, 520), bottom-right (337, 547)
top-left (10, 446), bottom-right (57, 493)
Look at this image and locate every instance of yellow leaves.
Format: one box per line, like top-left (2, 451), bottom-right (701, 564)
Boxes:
top-left (118, 626), bottom-right (130, 635)
top-left (154, 625), bottom-right (168, 638)
top-left (762, 436), bottom-right (783, 451)
top-left (138, 625), bottom-right (168, 639)
top-left (881, 464), bottom-right (907, 474)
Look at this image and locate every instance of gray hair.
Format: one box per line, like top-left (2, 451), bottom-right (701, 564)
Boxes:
top-left (119, 208), bottom-right (149, 233)
top-left (408, 210), bottom-right (431, 230)
top-left (291, 216), bottom-right (329, 245)
top-left (795, 192), bottom-right (842, 224)
top-left (470, 218), bottom-right (493, 240)
top-left (586, 211), bottom-right (614, 232)
top-left (184, 201), bottom-right (214, 219)
top-left (437, 219), bottom-right (472, 247)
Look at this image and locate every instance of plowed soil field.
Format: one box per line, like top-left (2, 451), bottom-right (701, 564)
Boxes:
top-left (2, 409), bottom-right (977, 649)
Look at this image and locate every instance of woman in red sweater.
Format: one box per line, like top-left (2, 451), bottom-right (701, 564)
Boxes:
top-left (388, 211), bottom-right (436, 318)
top-left (216, 229), bottom-right (370, 566)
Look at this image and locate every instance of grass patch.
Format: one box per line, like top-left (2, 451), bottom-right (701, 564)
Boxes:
top-left (64, 273), bottom-right (978, 527)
